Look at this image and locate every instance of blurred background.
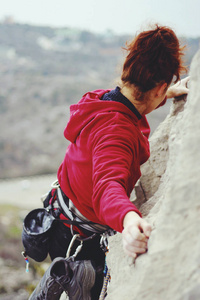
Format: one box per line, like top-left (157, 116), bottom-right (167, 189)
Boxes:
top-left (0, 0), bottom-right (199, 299)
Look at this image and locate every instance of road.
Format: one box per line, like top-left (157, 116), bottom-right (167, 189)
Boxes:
top-left (0, 174), bottom-right (57, 209)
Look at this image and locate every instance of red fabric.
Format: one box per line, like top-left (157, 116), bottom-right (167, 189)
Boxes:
top-left (59, 213), bottom-right (88, 237)
top-left (57, 89), bottom-right (151, 233)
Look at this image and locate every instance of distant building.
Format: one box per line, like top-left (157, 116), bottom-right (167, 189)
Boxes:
top-left (2, 16), bottom-right (15, 24)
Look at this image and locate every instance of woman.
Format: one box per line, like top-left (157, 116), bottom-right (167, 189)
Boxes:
top-left (29, 24), bottom-right (189, 300)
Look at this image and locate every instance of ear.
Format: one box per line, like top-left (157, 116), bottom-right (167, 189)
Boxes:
top-left (156, 82), bottom-right (168, 97)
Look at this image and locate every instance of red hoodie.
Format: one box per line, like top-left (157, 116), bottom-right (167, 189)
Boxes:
top-left (57, 88), bottom-right (151, 233)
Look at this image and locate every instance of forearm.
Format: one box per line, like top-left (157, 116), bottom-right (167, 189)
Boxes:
top-left (123, 210), bottom-right (141, 228)
top-left (93, 180), bottom-right (142, 232)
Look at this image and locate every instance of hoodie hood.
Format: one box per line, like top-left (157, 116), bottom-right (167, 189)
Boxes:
top-left (64, 89), bottom-right (141, 143)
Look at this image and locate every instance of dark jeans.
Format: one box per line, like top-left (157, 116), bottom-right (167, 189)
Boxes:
top-left (49, 221), bottom-right (105, 300)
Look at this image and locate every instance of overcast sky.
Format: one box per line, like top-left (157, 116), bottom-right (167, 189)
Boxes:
top-left (1, 0), bottom-right (200, 37)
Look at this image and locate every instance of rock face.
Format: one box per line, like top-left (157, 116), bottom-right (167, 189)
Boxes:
top-left (107, 50), bottom-right (200, 300)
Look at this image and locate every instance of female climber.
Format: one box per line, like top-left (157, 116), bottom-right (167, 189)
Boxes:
top-left (28, 24), bottom-right (189, 300)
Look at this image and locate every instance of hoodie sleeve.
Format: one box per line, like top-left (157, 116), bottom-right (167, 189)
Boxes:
top-left (91, 115), bottom-right (142, 233)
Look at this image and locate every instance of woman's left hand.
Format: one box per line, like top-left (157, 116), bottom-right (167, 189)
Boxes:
top-left (122, 211), bottom-right (152, 258)
top-left (166, 76), bottom-right (190, 99)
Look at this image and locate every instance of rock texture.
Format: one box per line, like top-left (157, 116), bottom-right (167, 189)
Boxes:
top-left (107, 50), bottom-right (200, 300)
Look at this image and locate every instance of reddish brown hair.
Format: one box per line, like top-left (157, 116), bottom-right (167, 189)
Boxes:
top-left (121, 24), bottom-right (187, 92)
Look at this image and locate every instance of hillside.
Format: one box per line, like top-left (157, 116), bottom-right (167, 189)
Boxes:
top-left (0, 22), bottom-right (199, 179)
top-left (0, 50), bottom-right (199, 300)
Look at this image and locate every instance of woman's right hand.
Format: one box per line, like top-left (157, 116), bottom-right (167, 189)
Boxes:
top-left (166, 76), bottom-right (190, 99)
top-left (122, 211), bottom-right (152, 258)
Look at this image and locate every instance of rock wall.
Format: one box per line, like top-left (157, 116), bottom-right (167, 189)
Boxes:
top-left (107, 50), bottom-right (200, 300)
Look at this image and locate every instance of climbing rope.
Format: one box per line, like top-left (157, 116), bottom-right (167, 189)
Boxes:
top-left (99, 267), bottom-right (111, 300)
top-left (99, 235), bottom-right (111, 300)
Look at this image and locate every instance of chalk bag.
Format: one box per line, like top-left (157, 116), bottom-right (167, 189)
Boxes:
top-left (22, 208), bottom-right (55, 262)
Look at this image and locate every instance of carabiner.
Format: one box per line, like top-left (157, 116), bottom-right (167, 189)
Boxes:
top-left (66, 234), bottom-right (83, 259)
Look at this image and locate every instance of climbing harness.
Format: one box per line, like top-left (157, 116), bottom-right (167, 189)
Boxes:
top-left (49, 180), bottom-right (116, 238)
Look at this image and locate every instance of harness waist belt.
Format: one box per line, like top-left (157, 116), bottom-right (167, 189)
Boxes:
top-left (56, 185), bottom-right (115, 236)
